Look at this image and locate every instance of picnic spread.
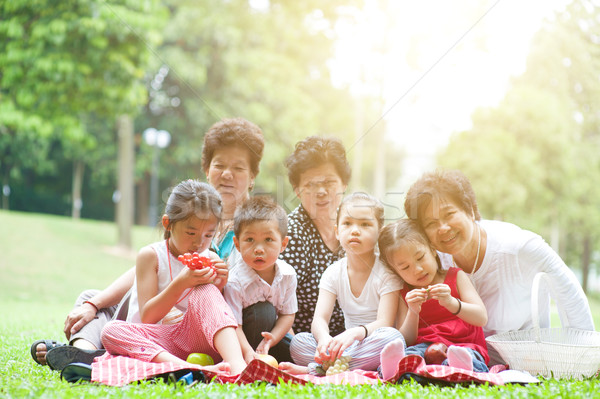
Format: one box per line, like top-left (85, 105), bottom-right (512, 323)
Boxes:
top-left (62, 352), bottom-right (543, 387)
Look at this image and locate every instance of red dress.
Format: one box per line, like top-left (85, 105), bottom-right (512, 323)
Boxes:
top-left (401, 267), bottom-right (489, 364)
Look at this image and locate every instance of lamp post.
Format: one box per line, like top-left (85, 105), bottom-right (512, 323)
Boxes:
top-left (143, 128), bottom-right (171, 226)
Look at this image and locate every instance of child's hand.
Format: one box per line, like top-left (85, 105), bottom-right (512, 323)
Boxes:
top-left (244, 349), bottom-right (257, 364)
top-left (427, 283), bottom-right (453, 308)
top-left (406, 288), bottom-right (428, 314)
top-left (256, 332), bottom-right (274, 354)
top-left (211, 258), bottom-right (229, 290)
top-left (314, 335), bottom-right (333, 363)
top-left (324, 329), bottom-right (360, 361)
top-left (175, 266), bottom-right (216, 288)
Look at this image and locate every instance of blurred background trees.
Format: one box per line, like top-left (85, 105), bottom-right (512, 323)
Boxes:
top-left (438, 0), bottom-right (600, 292)
top-left (0, 0), bottom-right (598, 290)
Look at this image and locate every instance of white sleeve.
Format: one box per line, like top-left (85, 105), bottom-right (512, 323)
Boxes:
top-left (278, 275), bottom-right (298, 315)
top-left (318, 261), bottom-right (338, 295)
top-left (378, 269), bottom-right (403, 296)
top-left (519, 234), bottom-right (595, 331)
top-left (223, 282), bottom-right (244, 325)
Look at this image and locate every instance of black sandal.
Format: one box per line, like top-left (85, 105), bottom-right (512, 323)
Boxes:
top-left (30, 339), bottom-right (66, 368)
top-left (60, 362), bottom-right (92, 383)
top-left (47, 346), bottom-right (106, 372)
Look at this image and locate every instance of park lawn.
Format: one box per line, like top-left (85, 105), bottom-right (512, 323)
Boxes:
top-left (1, 209), bottom-right (599, 398)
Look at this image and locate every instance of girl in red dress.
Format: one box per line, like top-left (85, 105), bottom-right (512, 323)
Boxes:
top-left (377, 219), bottom-right (489, 379)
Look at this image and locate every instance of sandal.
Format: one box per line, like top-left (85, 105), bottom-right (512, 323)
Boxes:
top-left (47, 346), bottom-right (106, 372)
top-left (60, 362), bottom-right (92, 383)
top-left (30, 339), bottom-right (66, 368)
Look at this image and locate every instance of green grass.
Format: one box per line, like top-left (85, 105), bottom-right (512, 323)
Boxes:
top-left (1, 209), bottom-right (599, 398)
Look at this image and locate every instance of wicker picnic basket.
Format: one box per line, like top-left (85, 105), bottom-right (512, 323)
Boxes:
top-left (486, 272), bottom-right (600, 379)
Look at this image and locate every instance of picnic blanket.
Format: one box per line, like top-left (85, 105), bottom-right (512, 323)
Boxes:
top-left (89, 353), bottom-right (537, 386)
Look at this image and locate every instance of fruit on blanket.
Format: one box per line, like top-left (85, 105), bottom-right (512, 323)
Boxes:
top-left (186, 353), bottom-right (214, 366)
top-left (178, 252), bottom-right (216, 272)
top-left (255, 354), bottom-right (278, 368)
top-left (424, 342), bottom-right (448, 365)
top-left (323, 355), bottom-right (351, 376)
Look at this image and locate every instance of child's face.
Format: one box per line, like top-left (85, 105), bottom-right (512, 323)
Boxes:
top-left (163, 214), bottom-right (219, 257)
top-left (335, 201), bottom-right (380, 256)
top-left (388, 241), bottom-right (438, 288)
top-left (234, 220), bottom-right (289, 274)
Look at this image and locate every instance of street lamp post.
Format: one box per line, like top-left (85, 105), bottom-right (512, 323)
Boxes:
top-left (143, 128), bottom-right (171, 226)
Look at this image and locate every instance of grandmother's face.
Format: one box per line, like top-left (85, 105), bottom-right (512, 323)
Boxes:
top-left (420, 196), bottom-right (476, 256)
top-left (206, 146), bottom-right (254, 208)
top-left (294, 162), bottom-right (346, 221)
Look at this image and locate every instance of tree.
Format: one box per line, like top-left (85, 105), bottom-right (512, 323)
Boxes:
top-left (132, 0), bottom-right (363, 214)
top-left (0, 0), bottom-right (165, 219)
top-left (438, 0), bottom-right (600, 292)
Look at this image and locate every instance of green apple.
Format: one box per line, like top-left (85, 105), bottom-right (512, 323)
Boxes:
top-left (186, 352), bottom-right (214, 366)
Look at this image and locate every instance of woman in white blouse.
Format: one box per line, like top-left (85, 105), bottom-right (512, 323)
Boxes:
top-left (403, 169), bottom-right (595, 365)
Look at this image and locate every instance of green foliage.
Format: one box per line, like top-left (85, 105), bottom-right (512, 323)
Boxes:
top-left (135, 0), bottom-right (362, 198)
top-left (438, 0), bottom-right (600, 272)
top-left (0, 0), bottom-right (166, 215)
top-left (0, 1), bottom-right (404, 224)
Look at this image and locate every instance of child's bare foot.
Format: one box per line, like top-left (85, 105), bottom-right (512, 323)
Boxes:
top-left (279, 362), bottom-right (309, 375)
top-left (198, 361), bottom-right (232, 374)
top-left (380, 338), bottom-right (406, 380)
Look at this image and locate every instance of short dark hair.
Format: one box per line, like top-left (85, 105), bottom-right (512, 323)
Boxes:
top-left (284, 136), bottom-right (351, 189)
top-left (404, 169), bottom-right (480, 228)
top-left (234, 196), bottom-right (288, 238)
top-left (336, 192), bottom-right (385, 229)
top-left (201, 117), bottom-right (264, 177)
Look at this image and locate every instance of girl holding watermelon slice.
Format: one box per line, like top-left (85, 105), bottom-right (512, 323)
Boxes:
top-left (31, 117), bottom-right (264, 371)
top-left (100, 179), bottom-right (248, 375)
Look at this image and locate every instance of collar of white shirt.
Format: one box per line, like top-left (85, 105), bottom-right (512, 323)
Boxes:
top-left (232, 258), bottom-right (296, 289)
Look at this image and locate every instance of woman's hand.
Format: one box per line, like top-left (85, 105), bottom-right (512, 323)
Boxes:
top-left (405, 288), bottom-right (428, 314)
top-left (427, 283), bottom-right (454, 308)
top-left (64, 303), bottom-right (97, 339)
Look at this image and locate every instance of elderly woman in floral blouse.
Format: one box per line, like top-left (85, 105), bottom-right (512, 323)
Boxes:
top-left (280, 136), bottom-right (351, 336)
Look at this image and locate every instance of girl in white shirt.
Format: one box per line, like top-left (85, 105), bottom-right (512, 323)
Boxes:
top-left (282, 193), bottom-right (404, 375)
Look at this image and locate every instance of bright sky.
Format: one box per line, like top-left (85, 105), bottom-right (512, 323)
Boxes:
top-left (328, 0), bottom-right (572, 190)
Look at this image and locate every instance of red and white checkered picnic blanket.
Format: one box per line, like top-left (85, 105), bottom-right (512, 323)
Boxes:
top-left (90, 352), bottom-right (511, 386)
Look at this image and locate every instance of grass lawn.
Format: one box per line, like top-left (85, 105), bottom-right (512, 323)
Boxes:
top-left (1, 209), bottom-right (599, 398)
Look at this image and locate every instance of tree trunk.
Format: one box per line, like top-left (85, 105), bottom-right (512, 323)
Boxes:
top-left (116, 114), bottom-right (135, 249)
top-left (373, 122), bottom-right (386, 199)
top-left (71, 159), bottom-right (84, 219)
top-left (352, 96), bottom-right (364, 191)
top-left (581, 235), bottom-right (590, 294)
top-left (137, 173), bottom-right (150, 226)
top-left (1, 165), bottom-right (10, 210)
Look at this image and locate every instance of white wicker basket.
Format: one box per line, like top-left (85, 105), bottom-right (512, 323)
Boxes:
top-left (486, 272), bottom-right (600, 379)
